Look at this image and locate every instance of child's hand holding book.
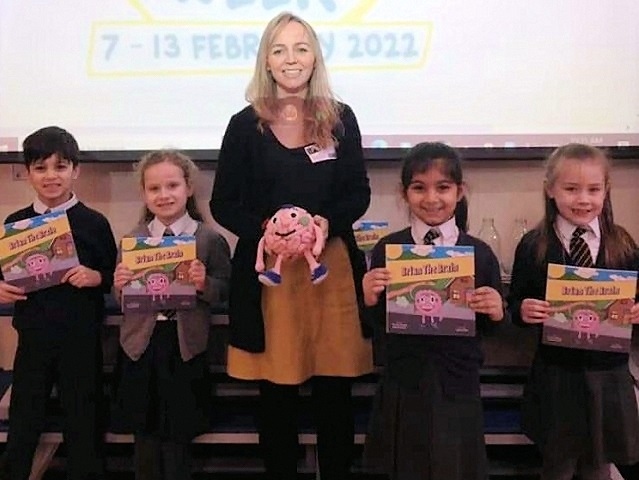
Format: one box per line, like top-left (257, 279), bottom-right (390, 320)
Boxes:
top-left (61, 265), bottom-right (102, 288)
top-left (0, 281), bottom-right (27, 303)
top-left (520, 298), bottom-right (551, 324)
top-left (113, 263), bottom-right (134, 291)
top-left (188, 259), bottom-right (206, 292)
top-left (362, 268), bottom-right (390, 307)
top-left (468, 286), bottom-right (504, 321)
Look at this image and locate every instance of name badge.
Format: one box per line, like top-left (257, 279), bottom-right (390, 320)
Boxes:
top-left (305, 143), bottom-right (337, 163)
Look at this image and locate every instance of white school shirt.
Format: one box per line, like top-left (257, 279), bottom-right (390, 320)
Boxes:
top-left (410, 215), bottom-right (459, 247)
top-left (555, 215), bottom-right (600, 263)
top-left (33, 193), bottom-right (79, 214)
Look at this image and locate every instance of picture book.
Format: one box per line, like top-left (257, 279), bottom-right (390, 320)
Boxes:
top-left (354, 220), bottom-right (389, 268)
top-left (543, 263), bottom-right (637, 352)
top-left (354, 221), bottom-right (390, 252)
top-left (120, 235), bottom-right (197, 314)
top-left (385, 244), bottom-right (475, 336)
top-left (0, 211), bottom-right (80, 293)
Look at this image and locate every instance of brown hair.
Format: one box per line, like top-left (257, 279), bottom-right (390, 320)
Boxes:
top-left (245, 11), bottom-right (341, 149)
top-left (135, 150), bottom-right (203, 223)
top-left (535, 143), bottom-right (636, 267)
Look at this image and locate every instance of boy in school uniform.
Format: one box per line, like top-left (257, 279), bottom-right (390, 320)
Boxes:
top-left (0, 126), bottom-right (117, 480)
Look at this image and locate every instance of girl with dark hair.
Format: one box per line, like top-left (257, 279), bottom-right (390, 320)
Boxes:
top-left (362, 141), bottom-right (504, 480)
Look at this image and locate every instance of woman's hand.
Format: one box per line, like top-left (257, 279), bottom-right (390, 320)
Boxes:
top-left (313, 215), bottom-right (329, 240)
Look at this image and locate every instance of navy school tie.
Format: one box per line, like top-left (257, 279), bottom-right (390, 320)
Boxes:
top-left (570, 227), bottom-right (594, 267)
top-left (423, 228), bottom-right (440, 245)
top-left (159, 228), bottom-right (177, 321)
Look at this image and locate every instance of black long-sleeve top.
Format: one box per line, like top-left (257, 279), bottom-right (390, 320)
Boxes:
top-left (210, 103), bottom-right (371, 352)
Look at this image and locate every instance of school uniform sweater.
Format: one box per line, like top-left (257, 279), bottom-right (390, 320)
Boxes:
top-left (2, 202), bottom-right (117, 332)
top-left (117, 222), bottom-right (231, 362)
top-left (366, 227), bottom-right (503, 395)
top-left (508, 228), bottom-right (637, 369)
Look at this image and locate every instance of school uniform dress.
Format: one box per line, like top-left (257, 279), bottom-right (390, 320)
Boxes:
top-left (508, 218), bottom-right (639, 478)
top-left (111, 215), bottom-right (231, 444)
top-left (1, 195), bottom-right (117, 480)
top-left (363, 218), bottom-right (502, 480)
top-left (210, 103), bottom-right (373, 480)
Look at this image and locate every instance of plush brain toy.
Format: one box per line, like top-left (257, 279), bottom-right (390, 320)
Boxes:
top-left (255, 205), bottom-right (328, 286)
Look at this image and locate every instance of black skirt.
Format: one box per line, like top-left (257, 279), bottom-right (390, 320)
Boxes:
top-left (363, 361), bottom-right (487, 480)
top-left (521, 356), bottom-right (639, 466)
top-left (111, 321), bottom-right (211, 442)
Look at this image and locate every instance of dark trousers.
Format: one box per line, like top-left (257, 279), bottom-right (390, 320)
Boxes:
top-left (616, 463), bottom-right (639, 480)
top-left (4, 327), bottom-right (103, 480)
top-left (134, 434), bottom-right (191, 480)
top-left (259, 376), bottom-right (354, 480)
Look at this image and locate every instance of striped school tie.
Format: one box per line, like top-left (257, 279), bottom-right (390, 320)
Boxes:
top-left (423, 228), bottom-right (440, 245)
top-left (159, 228), bottom-right (177, 321)
top-left (570, 226), bottom-right (593, 267)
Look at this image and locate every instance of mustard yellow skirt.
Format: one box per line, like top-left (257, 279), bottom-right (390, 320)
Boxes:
top-left (227, 238), bottom-right (373, 385)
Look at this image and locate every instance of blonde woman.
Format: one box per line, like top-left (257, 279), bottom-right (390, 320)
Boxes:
top-left (211, 12), bottom-right (373, 480)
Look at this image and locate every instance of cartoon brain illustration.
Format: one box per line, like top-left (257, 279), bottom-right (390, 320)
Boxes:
top-left (414, 289), bottom-right (443, 328)
top-left (24, 253), bottom-right (52, 282)
top-left (572, 308), bottom-right (600, 342)
top-left (255, 205), bottom-right (327, 287)
top-left (146, 271), bottom-right (171, 302)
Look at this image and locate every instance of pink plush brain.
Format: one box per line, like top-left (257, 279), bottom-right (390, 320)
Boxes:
top-left (263, 206), bottom-right (316, 258)
top-left (255, 205), bottom-right (328, 287)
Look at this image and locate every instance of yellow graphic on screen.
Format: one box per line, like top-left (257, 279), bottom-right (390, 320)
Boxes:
top-left (87, 0), bottom-right (433, 76)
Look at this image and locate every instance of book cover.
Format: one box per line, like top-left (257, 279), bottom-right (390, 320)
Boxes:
top-left (354, 220), bottom-right (389, 268)
top-left (121, 235), bottom-right (197, 314)
top-left (543, 263), bottom-right (637, 352)
top-left (0, 211), bottom-right (80, 293)
top-left (354, 221), bottom-right (390, 252)
top-left (385, 244), bottom-right (476, 336)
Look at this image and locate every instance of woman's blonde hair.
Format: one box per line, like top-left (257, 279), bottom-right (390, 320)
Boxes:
top-left (135, 150), bottom-right (203, 223)
top-left (246, 11), bottom-right (341, 148)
